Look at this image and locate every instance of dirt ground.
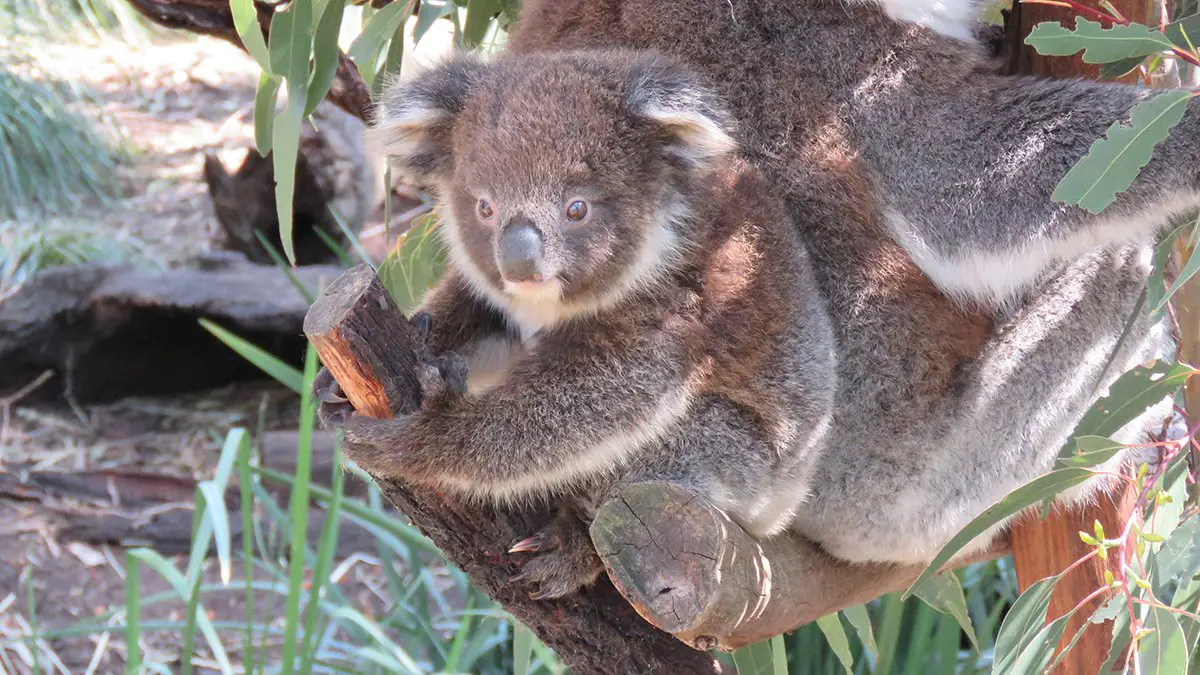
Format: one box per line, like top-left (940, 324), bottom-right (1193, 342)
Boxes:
top-left (0, 33), bottom-right (405, 673)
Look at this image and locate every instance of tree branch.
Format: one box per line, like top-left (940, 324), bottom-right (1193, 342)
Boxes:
top-left (124, 0), bottom-right (372, 121)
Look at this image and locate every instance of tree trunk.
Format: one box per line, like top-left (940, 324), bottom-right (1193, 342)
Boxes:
top-left (1007, 1), bottom-right (1152, 670)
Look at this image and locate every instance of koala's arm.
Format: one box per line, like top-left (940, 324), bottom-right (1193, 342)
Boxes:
top-left (862, 76), bottom-right (1200, 306)
top-left (413, 271), bottom-right (509, 355)
top-left (339, 313), bottom-right (692, 499)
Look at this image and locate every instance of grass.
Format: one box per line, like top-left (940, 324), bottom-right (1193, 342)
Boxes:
top-left (0, 0), bottom-right (154, 44)
top-left (0, 218), bottom-right (153, 300)
top-left (0, 66), bottom-right (128, 223)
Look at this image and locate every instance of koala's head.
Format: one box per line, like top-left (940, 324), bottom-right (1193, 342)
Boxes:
top-left (368, 50), bottom-right (735, 320)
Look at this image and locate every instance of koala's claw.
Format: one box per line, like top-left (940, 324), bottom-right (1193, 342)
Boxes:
top-left (509, 513), bottom-right (604, 600)
top-left (508, 533), bottom-right (546, 554)
top-left (410, 311), bottom-right (432, 339)
top-left (313, 367), bottom-right (354, 428)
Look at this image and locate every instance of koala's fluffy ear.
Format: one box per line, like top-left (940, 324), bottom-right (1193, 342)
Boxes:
top-left (626, 59), bottom-right (736, 169)
top-left (366, 56), bottom-right (487, 187)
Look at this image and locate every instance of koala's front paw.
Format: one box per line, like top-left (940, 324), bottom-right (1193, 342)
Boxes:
top-left (340, 414), bottom-right (413, 478)
top-left (509, 512), bottom-right (605, 600)
top-left (417, 351), bottom-right (469, 405)
top-left (407, 310), bottom-right (469, 406)
top-left (313, 367), bottom-right (354, 427)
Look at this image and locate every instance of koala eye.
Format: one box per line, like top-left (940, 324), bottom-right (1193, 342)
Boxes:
top-left (477, 199), bottom-right (495, 220)
top-left (565, 200), bottom-right (589, 222)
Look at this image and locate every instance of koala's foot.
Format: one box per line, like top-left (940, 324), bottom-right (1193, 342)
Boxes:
top-left (509, 511), bottom-right (605, 600)
top-left (311, 311), bottom-right (468, 427)
top-left (314, 366), bottom-right (353, 427)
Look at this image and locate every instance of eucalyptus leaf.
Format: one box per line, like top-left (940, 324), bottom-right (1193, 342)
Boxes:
top-left (1071, 359), bottom-right (1193, 438)
top-left (993, 575), bottom-right (1057, 673)
top-left (1154, 226), bottom-right (1200, 314)
top-left (907, 468), bottom-right (1095, 597)
top-left (841, 603), bottom-right (878, 656)
top-left (910, 572), bottom-right (978, 649)
top-left (731, 639), bottom-right (775, 675)
top-left (253, 73), bottom-right (281, 157)
top-left (273, 97), bottom-right (305, 266)
top-left (229, 0), bottom-right (272, 73)
top-left (1100, 55), bottom-right (1147, 79)
top-left (816, 614), bottom-right (854, 674)
top-left (305, 0), bottom-right (347, 116)
top-left (1051, 89), bottom-right (1192, 213)
top-left (1139, 604), bottom-right (1189, 675)
top-left (1157, 515), bottom-right (1200, 599)
top-left (414, 0), bottom-right (454, 43)
top-left (1026, 18), bottom-right (1175, 63)
top-left (1056, 435), bottom-right (1126, 468)
top-left (462, 0), bottom-right (501, 47)
top-left (348, 0), bottom-right (412, 85)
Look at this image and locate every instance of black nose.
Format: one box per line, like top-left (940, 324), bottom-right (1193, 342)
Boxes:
top-left (497, 221), bottom-right (545, 283)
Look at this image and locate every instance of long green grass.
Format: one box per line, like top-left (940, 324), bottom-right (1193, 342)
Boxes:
top-left (0, 66), bottom-right (127, 223)
top-left (0, 0), bottom-right (153, 43)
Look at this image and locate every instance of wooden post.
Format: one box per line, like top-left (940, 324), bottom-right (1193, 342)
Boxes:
top-left (1007, 1), bottom-right (1151, 671)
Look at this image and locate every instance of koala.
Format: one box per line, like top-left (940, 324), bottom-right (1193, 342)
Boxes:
top-left (503, 0), bottom-right (1190, 566)
top-left (319, 50), bottom-right (838, 598)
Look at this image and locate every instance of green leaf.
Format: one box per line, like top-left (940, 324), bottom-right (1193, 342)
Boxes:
top-left (769, 634), bottom-right (788, 675)
top-left (305, 0), bottom-right (347, 116)
top-left (1100, 599), bottom-right (1132, 673)
top-left (1139, 604), bottom-right (1189, 675)
top-left (273, 98), bottom-right (305, 266)
top-left (126, 549), bottom-right (234, 673)
top-left (907, 467), bottom-right (1096, 597)
top-left (1148, 225), bottom-right (1181, 314)
top-left (512, 623), bottom-right (534, 675)
top-left (229, 0), bottom-right (272, 73)
top-left (1158, 515), bottom-right (1200, 598)
top-left (1052, 89), bottom-right (1193, 213)
top-left (1026, 18), bottom-right (1175, 63)
top-left (269, 0), bottom-right (313, 86)
top-left (1056, 435), bottom-right (1127, 468)
top-left (992, 577), bottom-right (1057, 673)
top-left (199, 319), bottom-right (304, 393)
top-left (841, 603), bottom-right (877, 656)
top-left (462, 0), bottom-right (500, 47)
top-left (253, 72), bottom-right (281, 157)
top-left (1072, 359), bottom-right (1194, 438)
top-left (348, 0), bottom-right (413, 85)
top-left (268, 0), bottom-right (313, 266)
top-left (280, 344), bottom-right (318, 674)
top-left (732, 639), bottom-right (775, 675)
top-left (1153, 219), bottom-right (1200, 314)
top-left (815, 614), bottom-right (854, 674)
top-left (414, 0), bottom-right (453, 43)
top-left (999, 614), bottom-right (1071, 675)
top-left (197, 482), bottom-right (232, 584)
top-left (377, 214), bottom-right (448, 312)
top-left (1164, 12), bottom-right (1200, 51)
top-left (1100, 55), bottom-right (1147, 78)
top-left (910, 572), bottom-right (978, 649)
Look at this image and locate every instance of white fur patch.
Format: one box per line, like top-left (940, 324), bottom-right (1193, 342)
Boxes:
top-left (885, 195), bottom-right (1200, 309)
top-left (464, 335), bottom-right (523, 394)
top-left (641, 106), bottom-right (737, 165)
top-left (846, 0), bottom-right (982, 40)
top-left (442, 387), bottom-right (693, 503)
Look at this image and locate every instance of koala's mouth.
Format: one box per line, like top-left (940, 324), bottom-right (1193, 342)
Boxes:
top-left (502, 277), bottom-right (563, 301)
